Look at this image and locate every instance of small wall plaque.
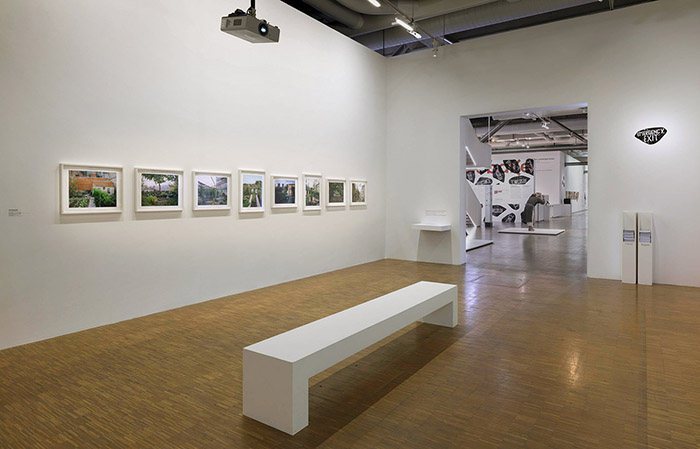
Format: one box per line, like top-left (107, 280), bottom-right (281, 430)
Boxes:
top-left (635, 127), bottom-right (667, 145)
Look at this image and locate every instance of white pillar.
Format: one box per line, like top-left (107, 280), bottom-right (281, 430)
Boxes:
top-left (621, 211), bottom-right (637, 284)
top-left (637, 212), bottom-right (653, 285)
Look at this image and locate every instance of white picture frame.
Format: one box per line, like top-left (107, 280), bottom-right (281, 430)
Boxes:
top-left (239, 169), bottom-right (265, 213)
top-left (349, 179), bottom-right (367, 206)
top-left (193, 171), bottom-right (232, 211)
top-left (302, 173), bottom-right (322, 211)
top-left (270, 174), bottom-right (298, 209)
top-left (60, 163), bottom-right (123, 215)
top-left (326, 178), bottom-right (346, 207)
top-left (135, 168), bottom-right (184, 212)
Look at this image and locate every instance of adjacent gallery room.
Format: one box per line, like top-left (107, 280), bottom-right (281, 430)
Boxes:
top-left (2, 0), bottom-right (700, 447)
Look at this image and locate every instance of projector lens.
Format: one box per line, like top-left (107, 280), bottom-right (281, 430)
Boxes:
top-left (259, 22), bottom-right (268, 36)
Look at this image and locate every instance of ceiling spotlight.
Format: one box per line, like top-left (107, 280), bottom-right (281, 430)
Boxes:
top-left (393, 18), bottom-right (414, 32)
top-left (367, 0), bottom-right (381, 7)
top-left (393, 17), bottom-right (422, 40)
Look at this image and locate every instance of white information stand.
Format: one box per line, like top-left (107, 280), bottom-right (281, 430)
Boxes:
top-left (637, 212), bottom-right (653, 285)
top-left (621, 211), bottom-right (637, 284)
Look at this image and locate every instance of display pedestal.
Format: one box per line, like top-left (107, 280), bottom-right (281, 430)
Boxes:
top-left (637, 212), bottom-right (653, 285)
top-left (621, 211), bottom-right (637, 284)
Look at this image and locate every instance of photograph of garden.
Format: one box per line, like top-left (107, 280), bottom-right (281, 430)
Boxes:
top-left (305, 177), bottom-right (321, 207)
top-left (328, 181), bottom-right (345, 204)
top-left (351, 181), bottom-right (366, 204)
top-left (273, 178), bottom-right (296, 206)
top-left (68, 170), bottom-right (118, 209)
top-left (140, 173), bottom-right (180, 207)
top-left (196, 174), bottom-right (228, 206)
top-left (241, 173), bottom-right (264, 209)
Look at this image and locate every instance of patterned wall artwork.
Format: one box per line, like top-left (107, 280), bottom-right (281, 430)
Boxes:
top-left (467, 158), bottom-right (535, 223)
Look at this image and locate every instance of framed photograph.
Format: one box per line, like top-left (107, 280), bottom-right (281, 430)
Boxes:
top-left (303, 173), bottom-right (322, 211)
top-left (326, 178), bottom-right (346, 207)
top-left (60, 164), bottom-right (122, 215)
top-left (135, 168), bottom-right (183, 212)
top-left (350, 179), bottom-right (367, 206)
top-left (239, 169), bottom-right (265, 213)
top-left (193, 171), bottom-right (231, 211)
top-left (271, 175), bottom-right (298, 209)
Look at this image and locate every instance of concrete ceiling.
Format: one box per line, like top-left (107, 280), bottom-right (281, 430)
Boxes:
top-left (470, 106), bottom-right (589, 164)
top-left (281, 0), bottom-right (655, 56)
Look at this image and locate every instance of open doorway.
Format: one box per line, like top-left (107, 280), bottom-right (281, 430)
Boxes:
top-left (460, 104), bottom-right (589, 275)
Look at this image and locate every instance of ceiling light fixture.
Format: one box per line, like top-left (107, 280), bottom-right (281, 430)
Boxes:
top-left (393, 17), bottom-right (422, 40)
top-left (393, 17), bottom-right (414, 32)
top-left (367, 0), bottom-right (381, 7)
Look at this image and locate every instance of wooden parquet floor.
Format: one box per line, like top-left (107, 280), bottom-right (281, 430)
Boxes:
top-left (2, 213), bottom-right (700, 448)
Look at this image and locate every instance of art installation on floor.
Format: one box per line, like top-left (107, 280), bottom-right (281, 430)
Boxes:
top-left (499, 228), bottom-right (565, 235)
top-left (466, 239), bottom-right (493, 251)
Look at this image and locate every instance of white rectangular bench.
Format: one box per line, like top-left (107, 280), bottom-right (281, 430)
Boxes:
top-left (242, 281), bottom-right (458, 435)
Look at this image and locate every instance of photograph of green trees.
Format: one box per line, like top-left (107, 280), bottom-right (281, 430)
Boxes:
top-left (351, 181), bottom-right (366, 205)
top-left (328, 180), bottom-right (345, 204)
top-left (305, 177), bottom-right (321, 207)
top-left (197, 174), bottom-right (228, 206)
top-left (141, 173), bottom-right (179, 207)
top-left (274, 178), bottom-right (296, 206)
top-left (241, 173), bottom-right (264, 210)
top-left (68, 170), bottom-right (118, 209)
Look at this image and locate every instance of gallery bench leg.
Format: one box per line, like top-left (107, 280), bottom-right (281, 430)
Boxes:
top-left (243, 350), bottom-right (309, 435)
top-left (419, 291), bottom-right (458, 328)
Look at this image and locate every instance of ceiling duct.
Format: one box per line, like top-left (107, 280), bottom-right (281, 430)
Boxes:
top-left (300, 0), bottom-right (365, 29)
top-left (355, 0), bottom-right (604, 51)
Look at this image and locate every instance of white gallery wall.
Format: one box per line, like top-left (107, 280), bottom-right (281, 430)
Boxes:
top-left (385, 0), bottom-right (700, 286)
top-left (0, 0), bottom-right (387, 349)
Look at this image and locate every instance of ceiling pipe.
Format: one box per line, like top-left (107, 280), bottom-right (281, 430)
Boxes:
top-left (355, 0), bottom-right (602, 51)
top-left (475, 118), bottom-right (587, 136)
top-left (492, 145), bottom-right (588, 154)
top-left (300, 0), bottom-right (365, 29)
top-left (549, 117), bottom-right (588, 144)
top-left (333, 0), bottom-right (395, 15)
top-left (479, 119), bottom-right (512, 143)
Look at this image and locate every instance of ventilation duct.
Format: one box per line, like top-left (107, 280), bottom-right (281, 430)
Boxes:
top-left (355, 0), bottom-right (603, 51)
top-left (300, 0), bottom-right (365, 29)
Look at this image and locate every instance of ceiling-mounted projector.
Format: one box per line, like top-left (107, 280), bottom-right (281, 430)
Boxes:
top-left (221, 1), bottom-right (280, 43)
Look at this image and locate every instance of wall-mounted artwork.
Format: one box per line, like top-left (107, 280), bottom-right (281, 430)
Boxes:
top-left (60, 164), bottom-right (122, 214)
top-left (135, 168), bottom-right (183, 212)
top-left (350, 179), bottom-right (367, 206)
top-left (326, 178), bottom-right (346, 207)
top-left (271, 175), bottom-right (297, 209)
top-left (239, 169), bottom-right (265, 213)
top-left (303, 173), bottom-right (322, 211)
top-left (193, 171), bottom-right (231, 211)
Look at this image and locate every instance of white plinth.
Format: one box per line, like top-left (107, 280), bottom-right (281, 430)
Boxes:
top-left (551, 203), bottom-right (572, 217)
top-left (412, 223), bottom-right (451, 231)
top-left (243, 281), bottom-right (458, 435)
top-left (499, 227), bottom-right (565, 235)
top-left (621, 211), bottom-right (637, 284)
top-left (638, 212), bottom-right (653, 285)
